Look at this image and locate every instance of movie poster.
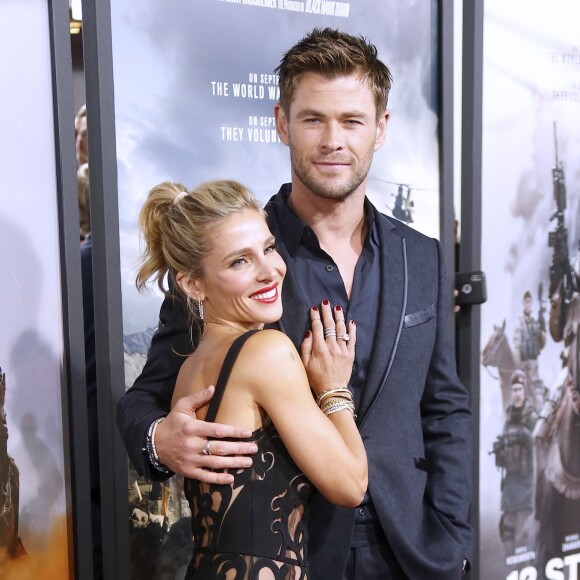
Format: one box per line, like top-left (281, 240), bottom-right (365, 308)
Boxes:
top-left (479, 1), bottom-right (580, 579)
top-left (0, 2), bottom-right (72, 578)
top-left (110, 0), bottom-right (442, 577)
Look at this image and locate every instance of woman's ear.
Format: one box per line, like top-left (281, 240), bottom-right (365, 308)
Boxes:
top-left (176, 272), bottom-right (204, 301)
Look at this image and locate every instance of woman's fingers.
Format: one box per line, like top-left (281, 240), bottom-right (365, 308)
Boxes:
top-left (320, 300), bottom-right (338, 341)
top-left (303, 301), bottom-right (356, 394)
top-left (346, 319), bottom-right (356, 353)
top-left (300, 328), bottom-right (313, 367)
top-left (309, 300), bottom-right (353, 353)
top-left (310, 305), bottom-right (326, 348)
top-left (334, 305), bottom-right (350, 347)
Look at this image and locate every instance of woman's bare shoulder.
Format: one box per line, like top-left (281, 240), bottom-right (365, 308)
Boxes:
top-left (244, 329), bottom-right (299, 360)
top-left (236, 329), bottom-right (305, 385)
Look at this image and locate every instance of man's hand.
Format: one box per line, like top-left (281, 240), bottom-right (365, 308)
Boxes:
top-left (155, 386), bottom-right (258, 484)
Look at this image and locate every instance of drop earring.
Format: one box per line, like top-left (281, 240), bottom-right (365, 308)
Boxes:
top-left (198, 299), bottom-right (204, 321)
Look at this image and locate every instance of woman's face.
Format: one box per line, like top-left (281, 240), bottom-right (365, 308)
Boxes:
top-left (196, 208), bottom-right (286, 330)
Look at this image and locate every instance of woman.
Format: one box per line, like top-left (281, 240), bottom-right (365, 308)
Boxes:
top-left (136, 179), bottom-right (366, 579)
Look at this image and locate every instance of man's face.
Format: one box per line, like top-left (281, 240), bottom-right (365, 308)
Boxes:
top-left (523, 296), bottom-right (533, 316)
top-left (511, 383), bottom-right (525, 408)
top-left (275, 72), bottom-right (388, 201)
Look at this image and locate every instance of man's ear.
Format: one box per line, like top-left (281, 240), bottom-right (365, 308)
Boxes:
top-left (274, 103), bottom-right (290, 146)
top-left (176, 272), bottom-right (204, 301)
top-left (374, 110), bottom-right (390, 151)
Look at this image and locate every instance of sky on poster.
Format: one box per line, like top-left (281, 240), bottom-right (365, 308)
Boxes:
top-left (110, 0), bottom-right (442, 334)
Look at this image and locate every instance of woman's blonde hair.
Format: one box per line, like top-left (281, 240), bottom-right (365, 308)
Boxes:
top-left (136, 179), bottom-right (265, 298)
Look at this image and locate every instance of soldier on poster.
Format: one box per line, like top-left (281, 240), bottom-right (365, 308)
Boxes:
top-left (491, 370), bottom-right (538, 558)
top-left (513, 290), bottom-right (547, 411)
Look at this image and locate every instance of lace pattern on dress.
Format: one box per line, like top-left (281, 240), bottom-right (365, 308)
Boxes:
top-left (185, 419), bottom-right (312, 579)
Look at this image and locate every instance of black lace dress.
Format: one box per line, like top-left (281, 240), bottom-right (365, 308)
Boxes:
top-left (184, 330), bottom-right (313, 579)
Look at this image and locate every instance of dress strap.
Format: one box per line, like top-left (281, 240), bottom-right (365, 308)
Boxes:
top-left (205, 330), bottom-right (260, 423)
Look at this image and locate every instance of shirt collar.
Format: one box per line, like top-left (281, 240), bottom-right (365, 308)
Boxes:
top-left (271, 183), bottom-right (378, 257)
top-left (272, 184), bottom-right (306, 257)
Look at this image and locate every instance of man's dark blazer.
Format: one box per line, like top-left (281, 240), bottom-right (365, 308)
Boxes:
top-left (117, 186), bottom-right (473, 579)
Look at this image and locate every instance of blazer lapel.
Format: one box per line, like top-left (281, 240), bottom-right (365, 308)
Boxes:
top-left (276, 244), bottom-right (310, 347)
top-left (357, 212), bottom-right (407, 427)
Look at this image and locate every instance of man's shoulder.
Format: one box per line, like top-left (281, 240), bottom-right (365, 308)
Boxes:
top-left (265, 184), bottom-right (290, 209)
top-left (373, 205), bottom-right (437, 248)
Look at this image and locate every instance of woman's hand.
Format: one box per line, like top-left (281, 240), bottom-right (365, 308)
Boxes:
top-left (300, 300), bottom-right (356, 397)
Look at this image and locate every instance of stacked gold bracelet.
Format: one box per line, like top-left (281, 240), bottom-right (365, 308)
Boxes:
top-left (316, 387), bottom-right (356, 418)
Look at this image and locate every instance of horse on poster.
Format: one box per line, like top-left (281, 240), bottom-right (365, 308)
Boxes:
top-left (482, 320), bottom-right (518, 412)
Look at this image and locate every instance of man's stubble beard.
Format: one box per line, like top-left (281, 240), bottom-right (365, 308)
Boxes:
top-left (288, 145), bottom-right (375, 202)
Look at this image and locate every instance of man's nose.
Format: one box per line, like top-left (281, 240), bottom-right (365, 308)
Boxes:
top-left (320, 122), bottom-right (343, 151)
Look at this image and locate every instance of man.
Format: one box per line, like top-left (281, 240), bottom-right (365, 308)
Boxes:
top-left (513, 290), bottom-right (546, 410)
top-left (492, 370), bottom-right (538, 557)
top-left (117, 28), bottom-right (473, 578)
top-left (75, 104), bottom-right (91, 241)
top-left (75, 104), bottom-right (89, 166)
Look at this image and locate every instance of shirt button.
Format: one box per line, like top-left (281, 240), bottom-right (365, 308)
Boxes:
top-left (359, 507), bottom-right (365, 516)
top-left (326, 264), bottom-right (334, 272)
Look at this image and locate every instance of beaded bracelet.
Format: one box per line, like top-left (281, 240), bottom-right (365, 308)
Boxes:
top-left (320, 397), bottom-right (356, 418)
top-left (145, 417), bottom-right (171, 475)
top-left (320, 396), bottom-right (352, 412)
top-left (323, 401), bottom-right (356, 419)
top-left (316, 387), bottom-right (353, 406)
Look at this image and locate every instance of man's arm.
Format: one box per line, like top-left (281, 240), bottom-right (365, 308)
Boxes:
top-left (117, 292), bottom-right (189, 480)
top-left (420, 240), bottom-right (474, 562)
top-left (116, 292), bottom-right (257, 483)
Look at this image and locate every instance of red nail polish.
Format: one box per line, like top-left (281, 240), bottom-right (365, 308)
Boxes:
top-left (322, 299), bottom-right (330, 306)
top-left (304, 330), bottom-right (311, 338)
top-left (352, 320), bottom-right (356, 325)
top-left (336, 305), bottom-right (342, 311)
top-left (312, 306), bottom-right (318, 311)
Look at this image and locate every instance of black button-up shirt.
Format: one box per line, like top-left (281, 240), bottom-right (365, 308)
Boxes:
top-left (269, 184), bottom-right (381, 409)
